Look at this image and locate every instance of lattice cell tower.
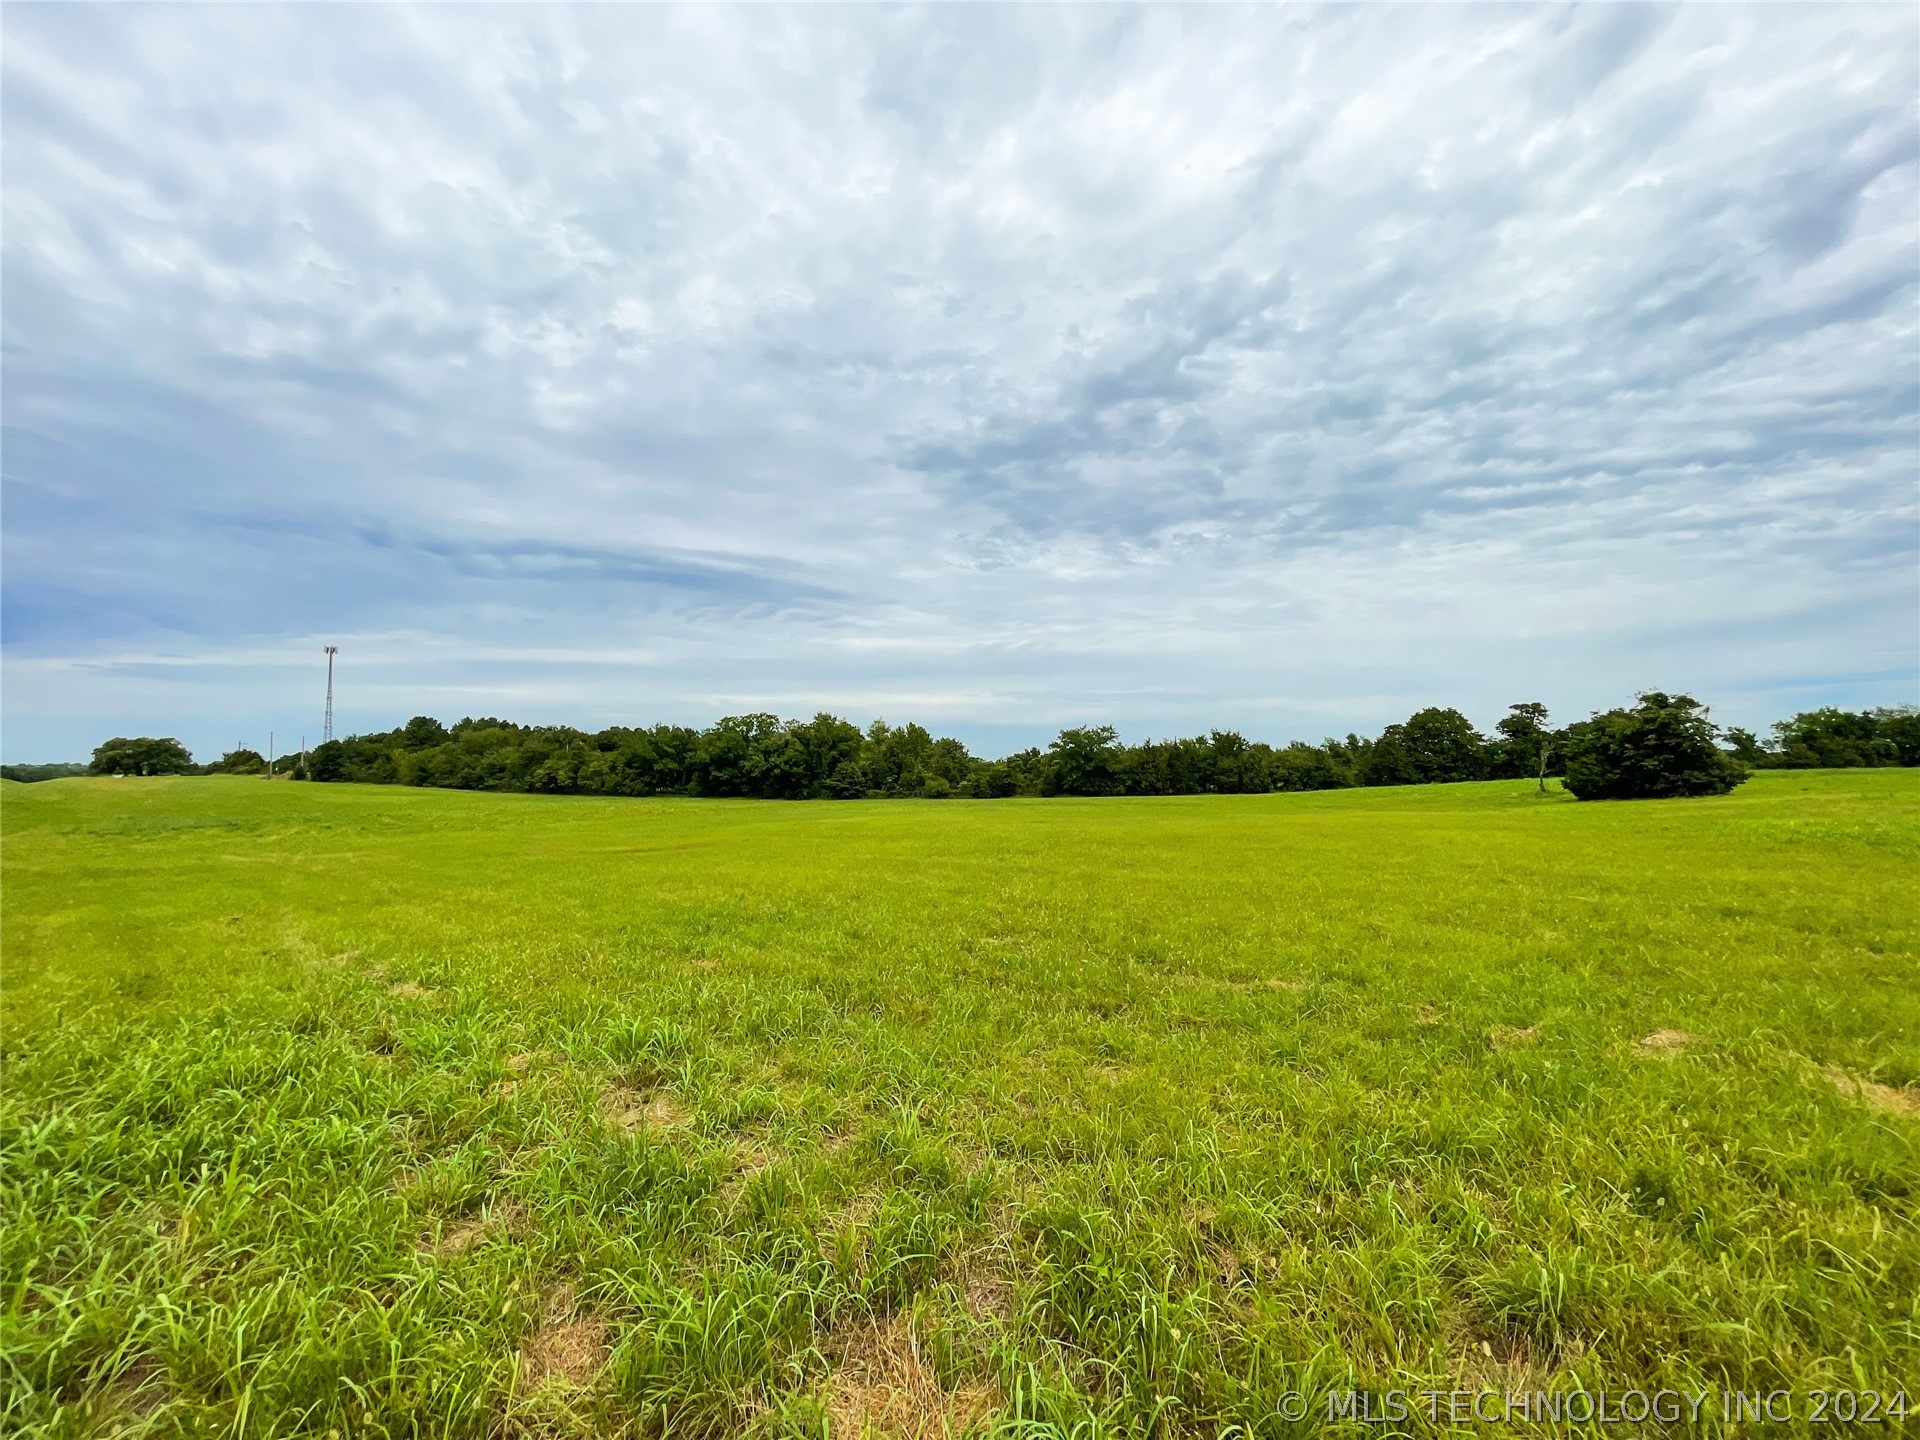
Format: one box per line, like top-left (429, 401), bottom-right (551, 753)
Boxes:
top-left (323, 646), bottom-right (338, 742)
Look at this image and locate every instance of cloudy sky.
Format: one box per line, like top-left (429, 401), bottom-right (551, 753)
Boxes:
top-left (3, 4), bottom-right (1915, 763)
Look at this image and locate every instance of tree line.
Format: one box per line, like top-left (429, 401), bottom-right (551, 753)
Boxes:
top-left (0, 761), bottom-right (90, 783)
top-left (291, 702), bottom-right (1563, 797)
top-left (59, 697), bottom-right (1917, 800)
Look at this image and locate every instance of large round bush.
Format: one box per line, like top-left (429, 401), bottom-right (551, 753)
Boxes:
top-left (1562, 692), bottom-right (1748, 800)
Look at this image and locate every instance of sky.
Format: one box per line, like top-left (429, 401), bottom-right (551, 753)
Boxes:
top-left (3, 4), bottom-right (1916, 764)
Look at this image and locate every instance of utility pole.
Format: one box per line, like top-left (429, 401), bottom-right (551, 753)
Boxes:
top-left (324, 646), bottom-right (338, 742)
top-left (268, 731), bottom-right (275, 777)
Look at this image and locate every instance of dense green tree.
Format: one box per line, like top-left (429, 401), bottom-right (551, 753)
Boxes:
top-left (1119, 737), bottom-right (1207, 795)
top-left (693, 713), bottom-right (780, 797)
top-left (89, 737), bottom-right (195, 776)
top-left (980, 748), bottom-right (1048, 798)
top-left (210, 748), bottom-right (268, 775)
top-left (305, 740), bottom-right (348, 783)
top-left (1321, 735), bottom-right (1372, 788)
top-left (1768, 708), bottom-right (1899, 769)
top-left (1873, 706), bottom-right (1920, 767)
top-left (1396, 707), bottom-right (1488, 783)
top-left (1562, 693), bottom-right (1748, 800)
top-left (791, 713), bottom-right (865, 797)
top-left (927, 736), bottom-right (974, 794)
top-left (1046, 726), bottom-right (1123, 796)
top-left (860, 720), bottom-right (920, 795)
top-left (1723, 727), bottom-right (1767, 768)
top-left (1362, 729), bottom-right (1421, 786)
top-left (400, 715), bottom-right (450, 749)
top-left (1269, 741), bottom-right (1350, 792)
top-left (1492, 702), bottom-right (1557, 787)
top-left (529, 738), bottom-right (594, 794)
top-left (1207, 730), bottom-right (1270, 793)
top-left (963, 759), bottom-right (1019, 799)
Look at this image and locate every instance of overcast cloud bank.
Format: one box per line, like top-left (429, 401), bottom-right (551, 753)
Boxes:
top-left (3, 4), bottom-right (1915, 761)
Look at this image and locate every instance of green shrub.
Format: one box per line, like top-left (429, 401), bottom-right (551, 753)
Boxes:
top-left (1562, 693), bottom-right (1748, 800)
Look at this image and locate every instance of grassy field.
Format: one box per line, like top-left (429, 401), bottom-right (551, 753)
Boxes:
top-left (2, 771), bottom-right (1916, 1437)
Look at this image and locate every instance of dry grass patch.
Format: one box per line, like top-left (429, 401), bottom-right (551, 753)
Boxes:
top-left (494, 1052), bottom-right (549, 1097)
top-left (1216, 975), bottom-right (1304, 993)
top-left (819, 1191), bottom-right (887, 1265)
top-left (599, 1084), bottom-right (691, 1132)
top-left (422, 1199), bottom-right (525, 1258)
top-left (1635, 1029), bottom-right (1697, 1056)
top-left (824, 1315), bottom-right (996, 1439)
top-left (719, 1136), bottom-right (787, 1201)
top-left (1451, 1322), bottom-right (1553, 1395)
top-left (518, 1288), bottom-right (610, 1391)
top-left (1824, 1066), bottom-right (1920, 1118)
top-left (948, 1238), bottom-right (1018, 1326)
top-left (1490, 1023), bottom-right (1541, 1049)
top-left (428, 1217), bottom-right (494, 1258)
top-left (388, 981), bottom-right (431, 1000)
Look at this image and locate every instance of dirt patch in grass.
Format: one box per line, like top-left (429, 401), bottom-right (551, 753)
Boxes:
top-left (433, 1217), bottom-right (493, 1258)
top-left (948, 1236), bottom-right (1018, 1325)
top-left (825, 1315), bottom-right (996, 1439)
top-left (1223, 976), bottom-right (1304, 993)
top-left (422, 1199), bottom-right (525, 1257)
top-left (105, 1356), bottom-right (169, 1419)
top-left (494, 1052), bottom-right (548, 1097)
top-left (961, 1268), bottom-right (1016, 1325)
top-left (389, 981), bottom-right (432, 999)
top-left (519, 1287), bottom-right (610, 1390)
top-left (600, 1084), bottom-right (691, 1132)
top-left (1635, 1029), bottom-right (1697, 1056)
top-left (719, 1139), bottom-right (784, 1200)
top-left (1490, 1024), bottom-right (1541, 1049)
top-left (1824, 1067), bottom-right (1920, 1117)
top-left (1452, 1324), bottom-right (1553, 1394)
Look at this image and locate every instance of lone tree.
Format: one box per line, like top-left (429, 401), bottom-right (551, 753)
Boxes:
top-left (89, 737), bottom-right (194, 777)
top-left (1561, 693), bottom-right (1747, 801)
top-left (1495, 701), bottom-right (1555, 791)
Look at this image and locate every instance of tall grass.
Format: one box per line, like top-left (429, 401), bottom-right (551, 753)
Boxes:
top-left (2, 771), bottom-right (1915, 1435)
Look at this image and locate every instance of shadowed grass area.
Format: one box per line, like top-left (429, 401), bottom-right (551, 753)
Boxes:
top-left (2, 771), bottom-right (1916, 1437)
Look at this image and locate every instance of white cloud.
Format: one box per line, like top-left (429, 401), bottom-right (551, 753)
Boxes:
top-left (2, 3), bottom-right (1914, 761)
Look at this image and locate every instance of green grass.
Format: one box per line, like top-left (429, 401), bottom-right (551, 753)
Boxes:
top-left (2, 771), bottom-right (1916, 1437)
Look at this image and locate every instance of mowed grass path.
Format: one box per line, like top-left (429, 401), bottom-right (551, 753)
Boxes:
top-left (2, 772), bottom-right (1915, 1437)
